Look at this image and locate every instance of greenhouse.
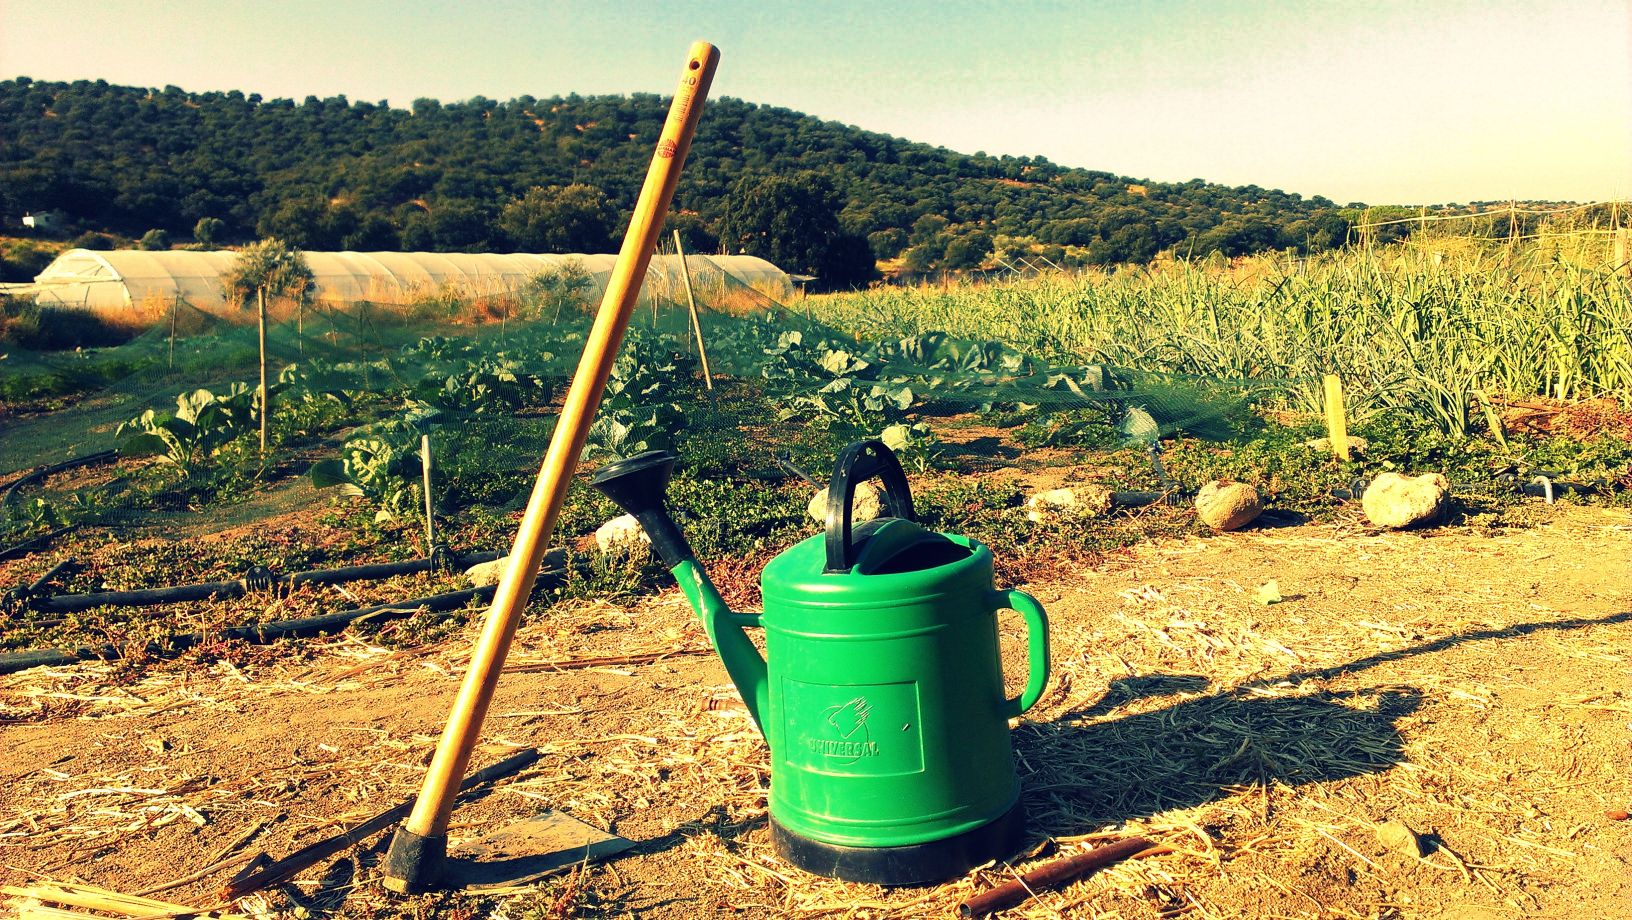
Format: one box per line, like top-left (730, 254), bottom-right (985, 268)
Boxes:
top-left (27, 249), bottom-right (792, 313)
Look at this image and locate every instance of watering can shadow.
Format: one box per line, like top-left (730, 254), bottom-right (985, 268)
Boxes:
top-left (1018, 674), bottom-right (1424, 834)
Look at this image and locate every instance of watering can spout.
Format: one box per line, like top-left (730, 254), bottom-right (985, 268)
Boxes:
top-left (590, 452), bottom-right (769, 733)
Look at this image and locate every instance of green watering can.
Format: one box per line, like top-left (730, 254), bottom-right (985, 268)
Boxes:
top-left (591, 440), bottom-right (1050, 885)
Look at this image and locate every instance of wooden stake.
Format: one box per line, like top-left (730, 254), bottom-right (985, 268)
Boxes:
top-left (1323, 373), bottom-right (1350, 461)
top-left (381, 41), bottom-right (720, 895)
top-left (421, 433), bottom-right (435, 550)
top-left (673, 229), bottom-right (713, 389)
top-left (169, 295), bottom-right (178, 372)
top-left (257, 287), bottom-right (268, 455)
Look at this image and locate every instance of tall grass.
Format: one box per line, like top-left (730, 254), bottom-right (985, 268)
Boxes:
top-left (810, 244), bottom-right (1632, 435)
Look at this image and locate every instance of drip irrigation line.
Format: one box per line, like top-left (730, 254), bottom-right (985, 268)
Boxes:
top-left (9, 547), bottom-right (502, 615)
top-left (774, 453), bottom-right (823, 488)
top-left (0, 450), bottom-right (119, 503)
top-left (0, 566), bottom-right (570, 676)
top-left (0, 525), bottom-right (78, 562)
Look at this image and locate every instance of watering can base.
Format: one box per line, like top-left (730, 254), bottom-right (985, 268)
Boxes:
top-left (769, 800), bottom-right (1026, 886)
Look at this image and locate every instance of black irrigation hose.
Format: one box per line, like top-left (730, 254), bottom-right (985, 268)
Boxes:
top-left (0, 525), bottom-right (78, 562)
top-left (14, 549), bottom-right (503, 615)
top-left (0, 568), bottom-right (574, 676)
top-left (0, 450), bottom-right (119, 503)
top-left (1109, 489), bottom-right (1187, 508)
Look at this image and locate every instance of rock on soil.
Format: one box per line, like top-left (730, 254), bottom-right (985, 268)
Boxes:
top-left (596, 514), bottom-right (651, 554)
top-left (1195, 480), bottom-right (1262, 530)
top-left (1025, 485), bottom-right (1114, 524)
top-left (807, 481), bottom-right (884, 524)
top-left (1376, 818), bottom-right (1428, 859)
top-left (1362, 472), bottom-right (1449, 529)
top-left (465, 556), bottom-right (507, 587)
top-left (464, 549), bottom-right (566, 586)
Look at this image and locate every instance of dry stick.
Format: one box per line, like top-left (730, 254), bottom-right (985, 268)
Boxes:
top-left (381, 41), bottom-right (719, 895)
top-left (133, 819), bottom-right (274, 896)
top-left (1, 882), bottom-right (225, 920)
top-left (673, 229), bottom-right (713, 389)
top-left (956, 837), bottom-right (1163, 919)
top-left (131, 851), bottom-right (258, 899)
top-left (505, 648), bottom-right (709, 674)
top-left (222, 748), bottom-right (541, 900)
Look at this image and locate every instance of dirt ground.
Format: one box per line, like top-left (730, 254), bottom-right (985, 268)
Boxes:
top-left (2, 503), bottom-right (1629, 919)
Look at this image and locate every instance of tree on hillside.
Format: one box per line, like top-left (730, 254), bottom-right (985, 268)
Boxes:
top-left (498, 184), bottom-right (620, 253)
top-left (941, 229), bottom-right (994, 269)
top-left (0, 77), bottom-right (1346, 267)
top-left (224, 239), bottom-right (314, 454)
top-left (194, 217), bottom-right (224, 247)
top-left (720, 172), bottom-right (874, 285)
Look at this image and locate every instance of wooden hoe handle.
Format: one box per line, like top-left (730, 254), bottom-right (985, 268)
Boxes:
top-left (382, 40), bottom-right (720, 894)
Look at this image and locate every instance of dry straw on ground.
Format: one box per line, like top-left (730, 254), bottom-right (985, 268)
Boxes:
top-left (2, 508), bottom-right (1629, 918)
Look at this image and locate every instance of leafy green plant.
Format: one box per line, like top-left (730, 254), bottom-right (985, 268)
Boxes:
top-left (582, 337), bottom-right (699, 460)
top-left (520, 261), bottom-right (594, 321)
top-left (1015, 406), bottom-right (1123, 449)
top-left (309, 429), bottom-right (427, 522)
top-left (791, 377), bottom-right (916, 430)
top-left (115, 385), bottom-right (260, 476)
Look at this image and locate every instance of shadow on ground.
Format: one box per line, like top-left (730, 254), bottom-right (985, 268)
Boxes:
top-left (1021, 677), bottom-right (1421, 832)
top-left (1019, 610), bottom-right (1632, 833)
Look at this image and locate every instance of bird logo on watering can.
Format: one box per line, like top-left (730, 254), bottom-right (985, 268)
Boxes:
top-left (815, 697), bottom-right (876, 764)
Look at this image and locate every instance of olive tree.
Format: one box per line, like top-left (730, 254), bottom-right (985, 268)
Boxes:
top-left (224, 238), bottom-right (314, 453)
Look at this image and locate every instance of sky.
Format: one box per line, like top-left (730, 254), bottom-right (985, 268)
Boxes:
top-left (1, 0), bottom-right (1628, 205)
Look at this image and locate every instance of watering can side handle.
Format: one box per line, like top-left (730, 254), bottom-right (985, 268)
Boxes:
top-left (995, 589), bottom-right (1050, 719)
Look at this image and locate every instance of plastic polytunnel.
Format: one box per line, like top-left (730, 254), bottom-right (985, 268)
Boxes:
top-left (29, 250), bottom-right (793, 313)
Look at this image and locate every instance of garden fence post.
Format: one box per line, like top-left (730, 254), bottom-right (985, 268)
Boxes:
top-left (169, 294), bottom-right (178, 372)
top-left (673, 229), bottom-right (714, 390)
top-left (422, 433), bottom-right (434, 551)
top-left (1323, 374), bottom-right (1349, 461)
top-left (258, 286), bottom-right (268, 455)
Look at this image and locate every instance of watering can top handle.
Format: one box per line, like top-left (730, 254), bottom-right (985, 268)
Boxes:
top-left (824, 440), bottom-right (916, 574)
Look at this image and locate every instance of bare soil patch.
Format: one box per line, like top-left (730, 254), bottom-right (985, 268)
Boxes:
top-left (2, 505), bottom-right (1629, 919)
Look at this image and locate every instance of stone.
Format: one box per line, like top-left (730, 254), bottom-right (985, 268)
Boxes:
top-left (595, 513), bottom-right (651, 555)
top-left (464, 557), bottom-right (508, 587)
top-left (1375, 818), bottom-right (1427, 859)
top-left (1025, 485), bottom-right (1114, 524)
top-left (463, 549), bottom-right (565, 586)
top-left (1362, 472), bottom-right (1449, 529)
top-left (1195, 480), bottom-right (1262, 531)
top-left (807, 480), bottom-right (884, 525)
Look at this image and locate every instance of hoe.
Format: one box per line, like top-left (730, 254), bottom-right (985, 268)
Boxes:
top-left (384, 39), bottom-right (1049, 892)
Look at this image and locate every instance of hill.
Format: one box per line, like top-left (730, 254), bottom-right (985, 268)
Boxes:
top-left (0, 77), bottom-right (1354, 282)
